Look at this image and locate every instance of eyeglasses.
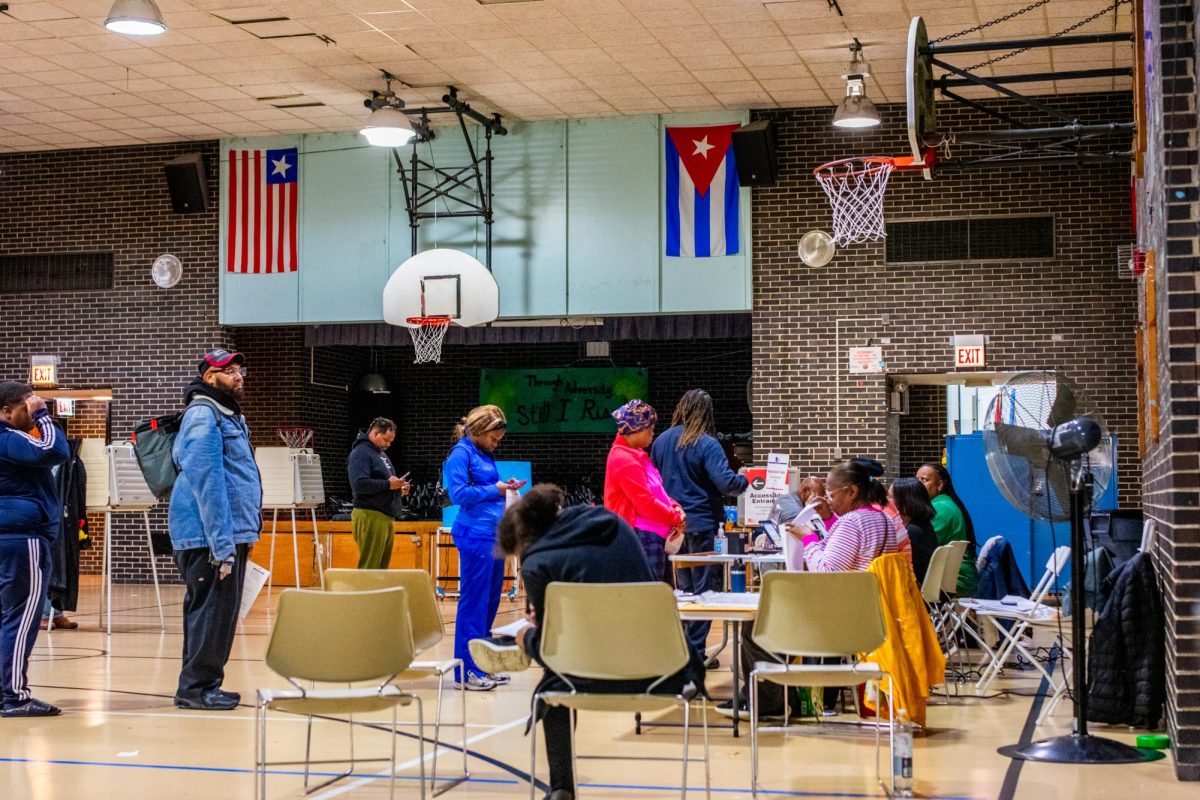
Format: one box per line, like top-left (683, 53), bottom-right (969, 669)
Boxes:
top-left (211, 366), bottom-right (247, 378)
top-left (827, 485), bottom-right (848, 496)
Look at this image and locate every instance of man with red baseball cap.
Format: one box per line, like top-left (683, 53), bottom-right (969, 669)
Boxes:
top-left (168, 349), bottom-right (262, 711)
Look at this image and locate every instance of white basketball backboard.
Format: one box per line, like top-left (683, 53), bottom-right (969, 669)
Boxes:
top-left (382, 249), bottom-right (499, 328)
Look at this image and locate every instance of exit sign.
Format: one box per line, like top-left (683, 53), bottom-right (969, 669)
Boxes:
top-left (30, 356), bottom-right (58, 388)
top-left (953, 335), bottom-right (986, 369)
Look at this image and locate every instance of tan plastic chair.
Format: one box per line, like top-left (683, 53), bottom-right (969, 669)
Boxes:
top-left (532, 581), bottom-right (710, 800)
top-left (323, 568), bottom-right (467, 796)
top-left (747, 571), bottom-right (895, 798)
top-left (255, 587), bottom-right (425, 799)
top-left (920, 544), bottom-right (957, 701)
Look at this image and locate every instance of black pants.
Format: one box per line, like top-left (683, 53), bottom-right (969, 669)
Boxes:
top-left (543, 705), bottom-right (575, 791)
top-left (676, 530), bottom-right (719, 652)
top-left (0, 536), bottom-right (49, 709)
top-left (174, 544), bottom-right (249, 699)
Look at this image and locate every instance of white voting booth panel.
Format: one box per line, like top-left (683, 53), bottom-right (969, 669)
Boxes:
top-left (79, 438), bottom-right (110, 509)
top-left (256, 447), bottom-right (325, 507)
top-left (736, 466), bottom-right (801, 526)
top-left (96, 442), bottom-right (165, 636)
top-left (255, 447), bottom-right (327, 592)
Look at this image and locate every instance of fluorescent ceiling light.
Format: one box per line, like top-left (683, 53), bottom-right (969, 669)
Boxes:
top-left (360, 107), bottom-right (416, 147)
top-left (104, 0), bottom-right (167, 35)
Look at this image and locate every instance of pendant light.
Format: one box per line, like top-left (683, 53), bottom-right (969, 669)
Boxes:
top-left (361, 71), bottom-right (416, 147)
top-left (105, 0), bottom-right (167, 35)
top-left (832, 43), bottom-right (881, 129)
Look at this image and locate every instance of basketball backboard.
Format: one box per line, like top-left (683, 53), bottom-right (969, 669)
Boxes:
top-left (382, 248), bottom-right (500, 328)
top-left (906, 16), bottom-right (937, 180)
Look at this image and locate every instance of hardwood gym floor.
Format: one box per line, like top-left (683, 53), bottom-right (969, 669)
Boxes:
top-left (2, 578), bottom-right (1190, 800)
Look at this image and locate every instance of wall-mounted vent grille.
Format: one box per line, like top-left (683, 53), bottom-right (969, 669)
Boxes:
top-left (0, 253), bottom-right (115, 293)
top-left (886, 216), bottom-right (1055, 263)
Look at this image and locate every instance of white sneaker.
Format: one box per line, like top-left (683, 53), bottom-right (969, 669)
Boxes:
top-left (454, 672), bottom-right (497, 692)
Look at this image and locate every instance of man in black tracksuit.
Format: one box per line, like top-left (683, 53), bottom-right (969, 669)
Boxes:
top-left (0, 381), bottom-right (69, 717)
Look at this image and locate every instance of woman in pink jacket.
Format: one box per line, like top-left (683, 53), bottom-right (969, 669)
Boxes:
top-left (603, 400), bottom-right (684, 580)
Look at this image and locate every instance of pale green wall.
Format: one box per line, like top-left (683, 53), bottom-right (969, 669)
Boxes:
top-left (219, 112), bottom-right (752, 325)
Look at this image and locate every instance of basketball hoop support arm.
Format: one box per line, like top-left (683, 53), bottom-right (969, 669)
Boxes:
top-left (389, 86), bottom-right (507, 271)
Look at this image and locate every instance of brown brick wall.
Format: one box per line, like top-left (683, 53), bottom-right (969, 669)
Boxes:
top-left (0, 141), bottom-right (225, 583)
top-left (1139, 0), bottom-right (1199, 780)
top-left (751, 93), bottom-right (1139, 509)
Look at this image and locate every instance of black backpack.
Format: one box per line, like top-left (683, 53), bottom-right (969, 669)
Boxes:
top-left (130, 398), bottom-right (218, 501)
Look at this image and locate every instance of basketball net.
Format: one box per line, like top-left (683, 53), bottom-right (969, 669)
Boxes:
top-left (814, 157), bottom-right (895, 245)
top-left (277, 427), bottom-right (313, 449)
top-left (407, 316), bottom-right (452, 364)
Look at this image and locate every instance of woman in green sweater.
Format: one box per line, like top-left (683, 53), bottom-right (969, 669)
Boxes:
top-left (917, 462), bottom-right (979, 595)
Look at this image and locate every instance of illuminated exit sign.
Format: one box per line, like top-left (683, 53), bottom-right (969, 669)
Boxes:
top-left (30, 356), bottom-right (59, 388)
top-left (953, 335), bottom-right (986, 369)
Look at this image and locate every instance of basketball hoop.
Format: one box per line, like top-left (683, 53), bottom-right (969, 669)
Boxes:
top-left (407, 315), bottom-right (452, 364)
top-left (814, 156), bottom-right (895, 245)
top-left (277, 427), bottom-right (313, 449)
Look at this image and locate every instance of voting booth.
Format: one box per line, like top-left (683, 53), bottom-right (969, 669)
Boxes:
top-left (84, 441), bottom-right (166, 635)
top-left (254, 445), bottom-right (328, 592)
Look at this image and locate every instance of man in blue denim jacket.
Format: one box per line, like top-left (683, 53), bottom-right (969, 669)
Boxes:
top-left (168, 349), bottom-right (262, 711)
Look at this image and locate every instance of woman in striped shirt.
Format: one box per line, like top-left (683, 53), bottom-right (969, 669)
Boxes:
top-left (790, 460), bottom-right (898, 572)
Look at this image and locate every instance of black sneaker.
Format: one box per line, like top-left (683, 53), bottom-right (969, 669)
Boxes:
top-left (545, 790), bottom-right (574, 800)
top-left (174, 690), bottom-right (239, 711)
top-left (713, 699), bottom-right (783, 722)
top-left (1, 698), bottom-right (62, 718)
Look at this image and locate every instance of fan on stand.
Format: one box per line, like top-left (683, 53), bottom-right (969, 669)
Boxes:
top-left (982, 371), bottom-right (1157, 764)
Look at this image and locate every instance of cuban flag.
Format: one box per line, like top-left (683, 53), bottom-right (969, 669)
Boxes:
top-left (665, 124), bottom-right (741, 258)
top-left (226, 148), bottom-right (298, 273)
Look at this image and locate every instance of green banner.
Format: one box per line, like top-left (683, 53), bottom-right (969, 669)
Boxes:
top-left (480, 368), bottom-right (649, 433)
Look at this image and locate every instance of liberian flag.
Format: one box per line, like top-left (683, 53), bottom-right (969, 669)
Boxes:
top-left (665, 124), bottom-right (740, 258)
top-left (226, 148), bottom-right (298, 273)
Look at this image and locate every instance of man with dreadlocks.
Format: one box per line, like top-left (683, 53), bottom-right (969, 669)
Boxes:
top-left (651, 389), bottom-right (748, 654)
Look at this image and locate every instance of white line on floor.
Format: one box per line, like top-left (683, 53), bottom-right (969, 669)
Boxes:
top-left (311, 713), bottom-right (531, 799)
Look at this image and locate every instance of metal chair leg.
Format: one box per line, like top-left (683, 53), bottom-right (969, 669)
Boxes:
top-left (680, 699), bottom-right (690, 800)
top-left (528, 699), bottom-right (539, 800)
top-left (750, 673), bottom-right (760, 798)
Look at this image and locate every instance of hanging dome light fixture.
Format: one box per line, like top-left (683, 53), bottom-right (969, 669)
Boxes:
top-left (361, 71), bottom-right (416, 147)
top-left (104, 0), bottom-right (167, 35)
top-left (832, 42), bottom-right (881, 129)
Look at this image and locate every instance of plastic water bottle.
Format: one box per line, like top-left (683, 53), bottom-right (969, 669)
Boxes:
top-left (893, 709), bottom-right (914, 798)
top-left (713, 527), bottom-right (727, 556)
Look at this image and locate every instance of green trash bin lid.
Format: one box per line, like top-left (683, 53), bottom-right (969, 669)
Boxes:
top-left (1136, 734), bottom-right (1170, 750)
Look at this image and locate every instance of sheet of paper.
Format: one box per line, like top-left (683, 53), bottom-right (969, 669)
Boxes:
top-left (696, 591), bottom-right (760, 608)
top-left (765, 452), bottom-right (789, 491)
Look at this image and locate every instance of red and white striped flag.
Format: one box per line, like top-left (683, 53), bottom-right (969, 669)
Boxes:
top-left (226, 148), bottom-right (298, 273)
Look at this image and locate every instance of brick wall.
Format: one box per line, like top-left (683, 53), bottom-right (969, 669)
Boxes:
top-left (899, 385), bottom-right (947, 479)
top-left (1139, 0), bottom-right (1199, 780)
top-left (751, 93), bottom-right (1139, 510)
top-left (0, 141), bottom-right (224, 583)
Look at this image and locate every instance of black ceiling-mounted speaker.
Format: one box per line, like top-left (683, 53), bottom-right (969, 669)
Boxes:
top-left (163, 152), bottom-right (208, 214)
top-left (731, 120), bottom-right (777, 186)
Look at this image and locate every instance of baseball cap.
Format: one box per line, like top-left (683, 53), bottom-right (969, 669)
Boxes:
top-left (198, 348), bottom-right (245, 376)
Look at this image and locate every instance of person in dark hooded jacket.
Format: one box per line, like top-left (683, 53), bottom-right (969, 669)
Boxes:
top-left (499, 484), bottom-right (705, 800)
top-left (347, 417), bottom-right (410, 569)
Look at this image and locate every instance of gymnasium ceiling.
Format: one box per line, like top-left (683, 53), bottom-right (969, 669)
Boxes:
top-left (0, 0), bottom-right (1135, 152)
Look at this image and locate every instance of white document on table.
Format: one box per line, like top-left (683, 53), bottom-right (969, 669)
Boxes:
top-left (695, 591), bottom-right (760, 608)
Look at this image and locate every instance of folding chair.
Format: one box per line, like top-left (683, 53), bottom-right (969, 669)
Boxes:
top-left (747, 571), bottom-right (896, 798)
top-left (531, 581), bottom-right (710, 800)
top-left (323, 568), bottom-right (469, 796)
top-left (920, 545), bottom-right (957, 699)
top-left (255, 587), bottom-right (426, 799)
top-left (958, 545), bottom-right (1070, 698)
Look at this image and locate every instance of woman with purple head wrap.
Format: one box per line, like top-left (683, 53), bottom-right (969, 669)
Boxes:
top-left (603, 400), bottom-right (685, 580)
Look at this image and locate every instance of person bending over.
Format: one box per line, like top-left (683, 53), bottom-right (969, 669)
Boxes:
top-left (504, 484), bottom-right (706, 800)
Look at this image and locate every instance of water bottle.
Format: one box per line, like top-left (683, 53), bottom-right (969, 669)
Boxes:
top-left (713, 527), bottom-right (727, 556)
top-left (893, 709), bottom-right (914, 798)
top-left (730, 568), bottom-right (747, 592)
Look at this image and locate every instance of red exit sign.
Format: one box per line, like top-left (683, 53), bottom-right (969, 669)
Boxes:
top-left (30, 363), bottom-right (57, 388)
top-left (955, 345), bottom-right (985, 367)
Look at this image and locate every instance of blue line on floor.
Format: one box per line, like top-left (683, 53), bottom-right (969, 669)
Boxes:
top-left (0, 756), bottom-right (982, 798)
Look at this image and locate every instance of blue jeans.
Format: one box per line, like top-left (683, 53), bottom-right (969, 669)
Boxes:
top-left (676, 530), bottom-right (719, 652)
top-left (453, 535), bottom-right (505, 679)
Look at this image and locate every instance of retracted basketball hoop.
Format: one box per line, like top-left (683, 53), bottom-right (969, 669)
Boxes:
top-left (276, 426), bottom-right (314, 449)
top-left (406, 315), bottom-right (452, 364)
